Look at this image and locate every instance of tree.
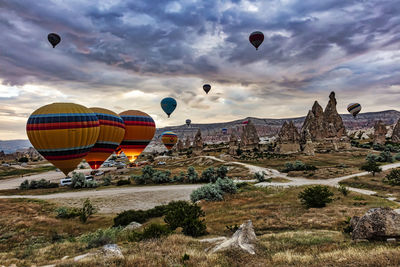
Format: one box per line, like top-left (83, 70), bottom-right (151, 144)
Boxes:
top-left (385, 168), bottom-right (400, 186)
top-left (18, 157), bottom-right (29, 163)
top-left (298, 185), bottom-right (334, 208)
top-left (360, 159), bottom-right (382, 176)
top-left (80, 198), bottom-right (97, 223)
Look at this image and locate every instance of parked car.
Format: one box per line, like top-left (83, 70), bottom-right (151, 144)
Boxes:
top-left (1, 163), bottom-right (10, 167)
top-left (157, 161), bottom-right (166, 165)
top-left (94, 171), bottom-right (104, 176)
top-left (60, 177), bottom-right (72, 186)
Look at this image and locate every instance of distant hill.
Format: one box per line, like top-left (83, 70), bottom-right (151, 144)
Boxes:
top-left (0, 139), bottom-right (32, 154)
top-left (2, 110), bottom-right (400, 153)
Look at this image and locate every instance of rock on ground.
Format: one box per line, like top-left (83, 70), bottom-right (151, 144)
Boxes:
top-left (351, 208), bottom-right (400, 240)
top-left (124, 221), bottom-right (142, 231)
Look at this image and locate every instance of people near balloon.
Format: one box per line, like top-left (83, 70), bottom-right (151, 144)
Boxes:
top-left (48, 33), bottom-right (61, 48)
top-left (186, 119), bottom-right (191, 127)
top-left (161, 97), bottom-right (177, 118)
top-left (119, 110), bottom-right (156, 163)
top-left (347, 103), bottom-right (362, 118)
top-left (249, 31), bottom-right (264, 50)
top-left (26, 103), bottom-right (100, 176)
top-left (161, 131), bottom-right (178, 150)
top-left (203, 84), bottom-right (211, 94)
top-left (84, 108), bottom-right (125, 169)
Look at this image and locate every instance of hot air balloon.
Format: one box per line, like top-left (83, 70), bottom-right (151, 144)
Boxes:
top-left (347, 103), bottom-right (362, 118)
top-left (203, 84), bottom-right (211, 94)
top-left (186, 119), bottom-right (191, 127)
top-left (48, 33), bottom-right (61, 48)
top-left (222, 128), bottom-right (228, 135)
top-left (249, 31), bottom-right (264, 50)
top-left (161, 131), bottom-right (178, 150)
top-left (161, 97), bottom-right (177, 118)
top-left (242, 120), bottom-right (249, 125)
top-left (119, 110), bottom-right (156, 162)
top-left (84, 108), bottom-right (125, 169)
top-left (26, 103), bottom-right (100, 176)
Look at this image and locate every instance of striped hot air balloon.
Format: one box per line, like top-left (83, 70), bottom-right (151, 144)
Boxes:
top-left (119, 110), bottom-right (156, 162)
top-left (85, 108), bottom-right (125, 169)
top-left (161, 131), bottom-right (178, 150)
top-left (26, 103), bottom-right (100, 176)
top-left (347, 103), bottom-right (362, 118)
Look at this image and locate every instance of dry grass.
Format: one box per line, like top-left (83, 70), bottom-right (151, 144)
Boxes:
top-left (0, 165), bottom-right (57, 180)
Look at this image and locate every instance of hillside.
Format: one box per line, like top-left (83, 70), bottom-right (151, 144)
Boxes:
top-left (0, 139), bottom-right (31, 154)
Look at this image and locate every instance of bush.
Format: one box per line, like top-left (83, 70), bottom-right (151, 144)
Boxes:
top-left (172, 171), bottom-right (185, 183)
top-left (80, 227), bottom-right (122, 248)
top-left (187, 166), bottom-right (198, 183)
top-left (113, 205), bottom-right (167, 227)
top-left (360, 159), bottom-right (382, 176)
top-left (117, 179), bottom-right (131, 186)
top-left (128, 223), bottom-right (172, 241)
top-left (384, 168), bottom-right (400, 186)
top-left (79, 198), bottom-right (97, 223)
top-left (283, 161), bottom-right (316, 172)
top-left (102, 175), bottom-right (112, 186)
top-left (298, 185), bottom-right (334, 208)
top-left (254, 172), bottom-right (266, 182)
top-left (201, 167), bottom-right (217, 183)
top-left (395, 153), bottom-right (400, 161)
top-left (56, 207), bottom-right (81, 219)
top-left (152, 170), bottom-right (171, 183)
top-left (132, 174), bottom-right (146, 185)
top-left (338, 184), bottom-right (349, 196)
top-left (215, 178), bottom-right (237, 194)
top-left (164, 201), bottom-right (207, 237)
top-left (190, 183), bottom-right (223, 202)
top-left (379, 151), bottom-right (394, 163)
top-left (19, 179), bottom-right (59, 190)
top-left (216, 166), bottom-right (228, 179)
top-left (18, 157), bottom-right (29, 163)
top-left (142, 165), bottom-right (155, 182)
top-left (70, 172), bottom-right (98, 188)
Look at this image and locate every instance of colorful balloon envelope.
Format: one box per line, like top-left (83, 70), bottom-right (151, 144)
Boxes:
top-left (161, 97), bottom-right (177, 118)
top-left (347, 103), bottom-right (362, 118)
top-left (249, 31), bottom-right (264, 50)
top-left (203, 84), bottom-right (211, 94)
top-left (119, 110), bottom-right (156, 162)
top-left (161, 131), bottom-right (178, 150)
top-left (48, 33), bottom-right (61, 48)
top-left (26, 103), bottom-right (100, 176)
top-left (85, 108), bottom-right (125, 169)
top-left (222, 128), bottom-right (228, 135)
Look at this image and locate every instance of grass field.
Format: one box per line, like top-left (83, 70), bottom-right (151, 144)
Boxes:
top-left (1, 184), bottom-right (399, 266)
top-left (0, 165), bottom-right (56, 179)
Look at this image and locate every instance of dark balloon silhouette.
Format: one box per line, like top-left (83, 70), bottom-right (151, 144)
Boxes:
top-left (249, 31), bottom-right (264, 50)
top-left (161, 97), bottom-right (177, 118)
top-left (186, 119), bottom-right (191, 127)
top-left (203, 84), bottom-right (211, 94)
top-left (48, 33), bottom-right (61, 48)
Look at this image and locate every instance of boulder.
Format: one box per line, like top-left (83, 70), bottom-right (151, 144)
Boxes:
top-left (351, 208), bottom-right (400, 240)
top-left (124, 221), bottom-right (142, 231)
top-left (201, 220), bottom-right (257, 254)
top-left (373, 120), bottom-right (387, 145)
top-left (100, 244), bottom-right (124, 260)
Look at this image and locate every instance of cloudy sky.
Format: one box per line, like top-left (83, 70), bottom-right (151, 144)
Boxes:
top-left (1, 0), bottom-right (400, 139)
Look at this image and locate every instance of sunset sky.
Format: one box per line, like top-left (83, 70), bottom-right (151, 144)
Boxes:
top-left (1, 0), bottom-right (400, 139)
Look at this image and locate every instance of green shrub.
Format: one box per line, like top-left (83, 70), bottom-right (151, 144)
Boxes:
top-left (187, 166), bottom-right (198, 183)
top-left (102, 175), bottom-right (112, 186)
top-left (172, 171), bottom-right (185, 183)
top-left (298, 185), bottom-right (334, 208)
top-left (80, 227), bottom-right (122, 248)
top-left (132, 174), bottom-right (146, 185)
top-left (216, 166), bottom-right (228, 179)
top-left (18, 157), bottom-right (29, 163)
top-left (19, 179), bottom-right (59, 190)
top-left (190, 183), bottom-right (223, 202)
top-left (201, 167), bottom-right (217, 183)
top-left (360, 159), bottom-right (382, 176)
top-left (338, 184), bottom-right (349, 196)
top-left (56, 207), bottom-right (81, 219)
top-left (80, 198), bottom-right (97, 223)
top-left (215, 178), bottom-right (237, 194)
top-left (283, 161), bottom-right (316, 172)
top-left (378, 151), bottom-right (394, 163)
top-left (254, 172), bottom-right (266, 182)
top-left (113, 205), bottom-right (167, 227)
top-left (395, 153), bottom-right (400, 161)
top-left (117, 179), bottom-right (131, 186)
top-left (70, 172), bottom-right (98, 188)
top-left (128, 223), bottom-right (172, 241)
top-left (152, 170), bottom-right (171, 183)
top-left (384, 168), bottom-right (400, 186)
top-left (164, 201), bottom-right (207, 237)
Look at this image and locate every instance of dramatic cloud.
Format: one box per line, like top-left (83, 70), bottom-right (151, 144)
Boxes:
top-left (0, 0), bottom-right (400, 139)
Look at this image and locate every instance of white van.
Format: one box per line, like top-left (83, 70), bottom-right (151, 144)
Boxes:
top-left (60, 177), bottom-right (72, 186)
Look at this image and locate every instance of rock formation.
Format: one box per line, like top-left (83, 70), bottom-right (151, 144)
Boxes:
top-left (177, 139), bottom-right (184, 151)
top-left (229, 132), bottom-right (239, 155)
top-left (184, 136), bottom-right (191, 149)
top-left (193, 129), bottom-right (203, 154)
top-left (240, 120), bottom-right (259, 149)
top-left (299, 91), bottom-right (350, 154)
top-left (275, 121), bottom-right (300, 154)
top-left (351, 208), bottom-right (400, 241)
top-left (373, 120), bottom-right (387, 145)
top-left (392, 119), bottom-right (400, 143)
top-left (200, 220), bottom-right (257, 254)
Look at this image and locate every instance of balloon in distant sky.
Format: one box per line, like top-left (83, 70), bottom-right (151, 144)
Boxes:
top-left (48, 33), bottom-right (61, 48)
top-left (161, 97), bottom-right (177, 118)
top-left (85, 108), bottom-right (125, 169)
top-left (222, 128), bottom-right (228, 135)
top-left (203, 84), bottom-right (211, 94)
top-left (347, 103), bottom-right (362, 118)
top-left (242, 120), bottom-right (249, 125)
top-left (249, 31), bottom-right (264, 50)
top-left (186, 119), bottom-right (191, 127)
top-left (119, 110), bottom-right (156, 162)
top-left (26, 103), bottom-right (100, 176)
top-left (161, 131), bottom-right (178, 150)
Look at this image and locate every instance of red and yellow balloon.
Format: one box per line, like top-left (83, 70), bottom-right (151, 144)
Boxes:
top-left (161, 131), bottom-right (178, 150)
